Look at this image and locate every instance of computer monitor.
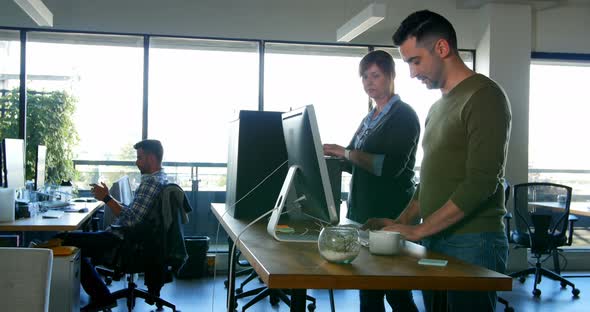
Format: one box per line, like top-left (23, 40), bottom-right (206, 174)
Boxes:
top-left (34, 145), bottom-right (47, 191)
top-left (103, 175), bottom-right (134, 227)
top-left (0, 141), bottom-right (3, 187)
top-left (110, 175), bottom-right (134, 206)
top-left (267, 105), bottom-right (339, 242)
top-left (2, 138), bottom-right (25, 189)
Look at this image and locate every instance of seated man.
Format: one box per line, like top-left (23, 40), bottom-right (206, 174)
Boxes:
top-left (59, 139), bottom-right (168, 312)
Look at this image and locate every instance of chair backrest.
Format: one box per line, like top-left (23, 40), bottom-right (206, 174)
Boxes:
top-left (0, 247), bottom-right (53, 312)
top-left (512, 182), bottom-right (572, 253)
top-left (114, 184), bottom-right (189, 282)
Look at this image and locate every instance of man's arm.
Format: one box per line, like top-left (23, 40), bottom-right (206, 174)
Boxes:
top-left (361, 199), bottom-right (421, 231)
top-left (92, 182), bottom-right (123, 216)
top-left (117, 178), bottom-right (160, 227)
top-left (383, 199), bottom-right (464, 241)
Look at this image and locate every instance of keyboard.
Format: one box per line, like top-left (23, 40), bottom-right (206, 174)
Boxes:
top-left (39, 200), bottom-right (70, 209)
top-left (42, 210), bottom-right (64, 219)
top-left (275, 232), bottom-right (319, 243)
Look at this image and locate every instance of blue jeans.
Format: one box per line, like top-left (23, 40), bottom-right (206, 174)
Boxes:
top-left (421, 232), bottom-right (508, 312)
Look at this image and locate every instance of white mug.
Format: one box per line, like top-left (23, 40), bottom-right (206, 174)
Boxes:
top-left (369, 230), bottom-right (404, 255)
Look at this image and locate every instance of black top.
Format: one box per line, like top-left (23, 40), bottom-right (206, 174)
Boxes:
top-left (345, 99), bottom-right (420, 223)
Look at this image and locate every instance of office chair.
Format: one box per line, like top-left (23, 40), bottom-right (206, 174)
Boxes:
top-left (505, 182), bottom-right (580, 298)
top-left (0, 247), bottom-right (53, 312)
top-left (105, 183), bottom-right (191, 311)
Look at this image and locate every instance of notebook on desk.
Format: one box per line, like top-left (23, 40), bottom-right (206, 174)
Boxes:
top-left (39, 200), bottom-right (70, 209)
top-left (42, 210), bottom-right (64, 219)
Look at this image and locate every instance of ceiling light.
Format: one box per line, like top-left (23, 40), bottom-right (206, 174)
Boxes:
top-left (337, 3), bottom-right (385, 42)
top-left (13, 0), bottom-right (53, 27)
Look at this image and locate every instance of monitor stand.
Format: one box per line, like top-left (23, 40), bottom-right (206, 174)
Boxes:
top-left (267, 165), bottom-right (320, 243)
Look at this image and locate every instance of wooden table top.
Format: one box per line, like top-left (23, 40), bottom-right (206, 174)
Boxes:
top-left (0, 201), bottom-right (102, 232)
top-left (530, 201), bottom-right (590, 217)
top-left (212, 204), bottom-right (512, 292)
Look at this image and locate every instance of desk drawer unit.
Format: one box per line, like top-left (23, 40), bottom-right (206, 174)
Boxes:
top-left (49, 249), bottom-right (80, 312)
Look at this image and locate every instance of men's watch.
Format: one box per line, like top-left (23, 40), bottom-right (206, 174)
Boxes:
top-left (344, 149), bottom-right (351, 160)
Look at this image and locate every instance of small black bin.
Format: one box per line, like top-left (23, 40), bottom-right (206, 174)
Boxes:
top-left (176, 236), bottom-right (210, 279)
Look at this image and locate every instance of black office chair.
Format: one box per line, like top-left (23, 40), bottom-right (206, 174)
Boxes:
top-left (505, 182), bottom-right (580, 298)
top-left (105, 183), bottom-right (191, 311)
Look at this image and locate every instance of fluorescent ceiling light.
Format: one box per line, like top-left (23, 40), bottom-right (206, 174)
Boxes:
top-left (13, 0), bottom-right (53, 27)
top-left (337, 3), bottom-right (385, 42)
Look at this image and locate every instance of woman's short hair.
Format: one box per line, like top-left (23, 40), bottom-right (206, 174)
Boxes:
top-left (359, 50), bottom-right (395, 79)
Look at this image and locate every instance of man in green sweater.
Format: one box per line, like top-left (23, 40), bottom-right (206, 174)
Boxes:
top-left (362, 10), bottom-right (511, 311)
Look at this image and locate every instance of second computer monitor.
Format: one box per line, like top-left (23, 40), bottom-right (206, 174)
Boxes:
top-left (35, 145), bottom-right (47, 191)
top-left (110, 175), bottom-right (133, 206)
top-left (2, 138), bottom-right (25, 189)
top-left (268, 105), bottom-right (338, 232)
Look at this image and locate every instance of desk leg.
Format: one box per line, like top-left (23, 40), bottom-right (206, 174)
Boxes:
top-left (290, 289), bottom-right (307, 312)
top-left (226, 238), bottom-right (237, 311)
top-left (431, 290), bottom-right (448, 312)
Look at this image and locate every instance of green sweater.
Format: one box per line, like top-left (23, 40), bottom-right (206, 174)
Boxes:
top-left (415, 74), bottom-right (511, 235)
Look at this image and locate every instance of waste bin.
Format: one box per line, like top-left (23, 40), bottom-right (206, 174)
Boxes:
top-left (176, 236), bottom-right (210, 279)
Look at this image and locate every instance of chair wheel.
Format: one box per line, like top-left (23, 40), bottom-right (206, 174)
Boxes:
top-left (573, 288), bottom-right (580, 297)
top-left (533, 289), bottom-right (541, 297)
top-left (236, 288), bottom-right (243, 295)
top-left (504, 307), bottom-right (514, 312)
top-left (518, 276), bottom-right (526, 283)
top-left (224, 280), bottom-right (228, 288)
top-left (105, 276), bottom-right (113, 286)
top-left (561, 281), bottom-right (568, 288)
top-left (269, 295), bottom-right (280, 306)
top-left (307, 303), bottom-right (316, 311)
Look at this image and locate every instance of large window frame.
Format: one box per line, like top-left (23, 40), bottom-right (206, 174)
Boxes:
top-left (529, 52), bottom-right (590, 253)
top-left (0, 25), bottom-right (475, 242)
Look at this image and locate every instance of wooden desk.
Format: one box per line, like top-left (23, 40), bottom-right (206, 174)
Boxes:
top-left (0, 201), bottom-right (102, 232)
top-left (212, 204), bottom-right (511, 312)
top-left (530, 201), bottom-right (590, 217)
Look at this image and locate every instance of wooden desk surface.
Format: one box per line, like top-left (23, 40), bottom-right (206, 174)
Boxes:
top-left (530, 201), bottom-right (590, 217)
top-left (0, 201), bottom-right (102, 232)
top-left (212, 204), bottom-right (511, 292)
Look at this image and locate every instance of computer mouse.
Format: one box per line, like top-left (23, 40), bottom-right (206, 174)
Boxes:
top-left (86, 198), bottom-right (97, 203)
top-left (78, 208), bottom-right (89, 213)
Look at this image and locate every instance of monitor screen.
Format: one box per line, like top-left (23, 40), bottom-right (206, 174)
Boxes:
top-left (279, 104), bottom-right (338, 224)
top-left (2, 138), bottom-right (25, 189)
top-left (35, 145), bottom-right (47, 191)
top-left (103, 175), bottom-right (134, 227)
top-left (110, 175), bottom-right (134, 206)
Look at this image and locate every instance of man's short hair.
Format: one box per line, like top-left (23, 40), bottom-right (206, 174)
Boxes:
top-left (392, 10), bottom-right (458, 53)
top-left (134, 139), bottom-right (164, 164)
top-left (359, 50), bottom-right (395, 79)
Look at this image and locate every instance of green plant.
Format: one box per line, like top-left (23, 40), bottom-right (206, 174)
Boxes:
top-left (0, 89), bottom-right (79, 184)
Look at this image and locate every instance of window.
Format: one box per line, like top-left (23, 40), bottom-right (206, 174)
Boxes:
top-left (0, 30), bottom-right (21, 141)
top-left (26, 32), bottom-right (144, 187)
top-left (529, 58), bottom-right (590, 249)
top-left (149, 38), bottom-right (259, 190)
top-left (264, 43), bottom-right (368, 146)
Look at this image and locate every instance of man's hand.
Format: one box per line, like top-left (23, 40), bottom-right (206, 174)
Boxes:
top-left (323, 144), bottom-right (345, 158)
top-left (91, 182), bottom-right (110, 202)
top-left (381, 224), bottom-right (424, 242)
top-left (361, 218), bottom-right (396, 231)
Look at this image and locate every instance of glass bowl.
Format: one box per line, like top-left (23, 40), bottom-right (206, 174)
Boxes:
top-left (317, 225), bottom-right (361, 264)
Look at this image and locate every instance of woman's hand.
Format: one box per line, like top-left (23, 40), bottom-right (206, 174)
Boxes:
top-left (323, 144), bottom-right (345, 158)
top-left (361, 218), bottom-right (396, 231)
